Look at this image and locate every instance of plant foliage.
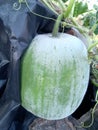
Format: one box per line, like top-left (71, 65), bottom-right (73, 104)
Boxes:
top-left (73, 1), bottom-right (88, 17)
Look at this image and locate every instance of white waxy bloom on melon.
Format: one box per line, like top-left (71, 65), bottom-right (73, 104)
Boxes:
top-left (21, 33), bottom-right (90, 120)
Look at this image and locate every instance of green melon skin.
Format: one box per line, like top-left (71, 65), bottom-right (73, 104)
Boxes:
top-left (21, 33), bottom-right (90, 120)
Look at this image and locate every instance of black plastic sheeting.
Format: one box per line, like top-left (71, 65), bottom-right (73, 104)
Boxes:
top-left (0, 0), bottom-right (95, 130)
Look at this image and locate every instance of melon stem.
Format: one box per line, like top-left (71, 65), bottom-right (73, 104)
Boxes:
top-left (52, 0), bottom-right (75, 37)
top-left (52, 14), bottom-right (63, 37)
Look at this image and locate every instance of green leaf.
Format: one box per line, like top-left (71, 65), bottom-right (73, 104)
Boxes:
top-left (73, 1), bottom-right (88, 17)
top-left (83, 13), bottom-right (96, 28)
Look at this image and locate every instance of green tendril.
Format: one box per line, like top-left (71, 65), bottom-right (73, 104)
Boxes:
top-left (13, 2), bottom-right (22, 10)
top-left (13, 0), bottom-right (26, 10)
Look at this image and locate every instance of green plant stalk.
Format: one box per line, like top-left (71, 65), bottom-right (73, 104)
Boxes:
top-left (41, 0), bottom-right (58, 15)
top-left (70, 17), bottom-right (88, 34)
top-left (58, 0), bottom-right (66, 11)
top-left (52, 14), bottom-right (63, 37)
top-left (88, 41), bottom-right (98, 52)
top-left (95, 90), bottom-right (98, 101)
top-left (81, 91), bottom-right (98, 128)
top-left (81, 100), bottom-right (98, 128)
top-left (64, 0), bottom-right (75, 18)
top-left (61, 20), bottom-right (88, 34)
top-left (24, 0), bottom-right (57, 21)
top-left (48, 0), bottom-right (58, 12)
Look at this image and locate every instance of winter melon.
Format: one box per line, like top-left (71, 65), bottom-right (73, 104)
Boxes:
top-left (21, 33), bottom-right (90, 120)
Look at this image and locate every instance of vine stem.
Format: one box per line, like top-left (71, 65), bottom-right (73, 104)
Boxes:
top-left (81, 91), bottom-right (98, 128)
top-left (64, 0), bottom-right (75, 18)
top-left (88, 41), bottom-right (98, 52)
top-left (25, 0), bottom-right (57, 21)
top-left (58, 0), bottom-right (66, 11)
